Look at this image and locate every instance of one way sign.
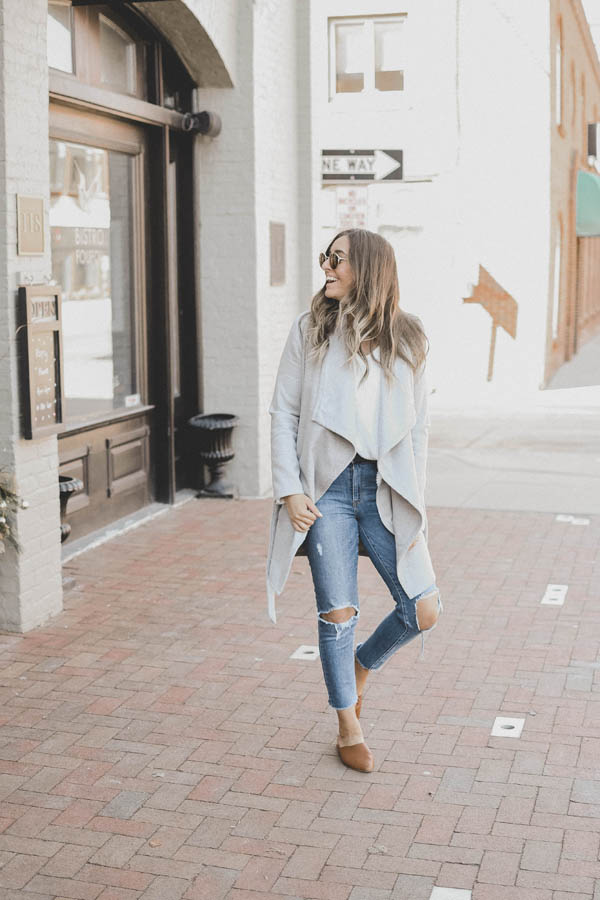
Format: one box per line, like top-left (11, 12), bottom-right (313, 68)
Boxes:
top-left (322, 149), bottom-right (403, 182)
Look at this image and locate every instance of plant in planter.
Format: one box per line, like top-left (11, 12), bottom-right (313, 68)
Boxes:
top-left (0, 475), bottom-right (28, 555)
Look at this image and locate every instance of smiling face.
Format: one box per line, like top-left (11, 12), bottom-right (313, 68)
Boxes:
top-left (322, 235), bottom-right (354, 302)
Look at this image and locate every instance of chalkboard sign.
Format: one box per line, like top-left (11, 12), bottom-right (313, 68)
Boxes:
top-left (19, 284), bottom-right (64, 439)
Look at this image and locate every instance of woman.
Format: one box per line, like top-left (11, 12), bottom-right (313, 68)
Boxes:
top-left (267, 228), bottom-right (441, 774)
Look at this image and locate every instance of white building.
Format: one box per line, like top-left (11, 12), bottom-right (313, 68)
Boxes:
top-left (3, 0), bottom-right (600, 632)
top-left (310, 0), bottom-right (583, 404)
top-left (0, 0), bottom-right (309, 631)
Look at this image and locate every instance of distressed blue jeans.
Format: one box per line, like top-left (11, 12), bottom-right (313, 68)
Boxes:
top-left (304, 457), bottom-right (440, 710)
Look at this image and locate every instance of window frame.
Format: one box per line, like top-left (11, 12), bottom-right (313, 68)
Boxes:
top-left (328, 14), bottom-right (407, 101)
top-left (48, 2), bottom-right (150, 102)
top-left (48, 1), bottom-right (194, 117)
top-left (555, 19), bottom-right (564, 132)
top-left (551, 219), bottom-right (563, 343)
top-left (48, 112), bottom-right (149, 427)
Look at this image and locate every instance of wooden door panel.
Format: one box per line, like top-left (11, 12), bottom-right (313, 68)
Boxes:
top-left (106, 424), bottom-right (149, 496)
top-left (59, 413), bottom-right (152, 540)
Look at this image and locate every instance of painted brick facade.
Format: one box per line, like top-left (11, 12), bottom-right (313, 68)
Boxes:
top-left (195, 0), bottom-right (311, 498)
top-left (0, 0), bottom-right (62, 631)
top-left (0, 0), bottom-right (310, 629)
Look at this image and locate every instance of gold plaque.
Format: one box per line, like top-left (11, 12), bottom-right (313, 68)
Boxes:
top-left (17, 196), bottom-right (45, 255)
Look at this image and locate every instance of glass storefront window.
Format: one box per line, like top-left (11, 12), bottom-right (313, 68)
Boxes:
top-left (48, 0), bottom-right (73, 73)
top-left (49, 139), bottom-right (138, 422)
top-left (99, 14), bottom-right (137, 95)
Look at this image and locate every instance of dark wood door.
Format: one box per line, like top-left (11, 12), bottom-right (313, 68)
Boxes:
top-left (167, 130), bottom-right (199, 492)
top-left (51, 104), bottom-right (154, 539)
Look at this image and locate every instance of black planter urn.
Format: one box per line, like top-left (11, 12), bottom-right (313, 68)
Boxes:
top-left (59, 475), bottom-right (84, 543)
top-left (188, 413), bottom-right (239, 498)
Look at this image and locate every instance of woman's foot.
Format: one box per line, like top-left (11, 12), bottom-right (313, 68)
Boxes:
top-left (336, 724), bottom-right (374, 772)
top-left (335, 707), bottom-right (374, 772)
top-left (337, 740), bottom-right (374, 773)
top-left (336, 728), bottom-right (364, 749)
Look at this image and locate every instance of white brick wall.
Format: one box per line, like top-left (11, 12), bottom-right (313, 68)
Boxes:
top-left (194, 0), bottom-right (259, 497)
top-left (255, 0), bottom-right (312, 498)
top-left (0, 0), bottom-right (62, 632)
top-left (194, 0), bottom-right (311, 497)
top-left (0, 0), bottom-right (312, 633)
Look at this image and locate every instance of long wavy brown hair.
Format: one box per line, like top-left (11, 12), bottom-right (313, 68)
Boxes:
top-left (307, 229), bottom-right (427, 382)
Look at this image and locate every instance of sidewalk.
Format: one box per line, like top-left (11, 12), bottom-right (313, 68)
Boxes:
top-left (1, 495), bottom-right (600, 900)
top-left (427, 392), bottom-right (600, 515)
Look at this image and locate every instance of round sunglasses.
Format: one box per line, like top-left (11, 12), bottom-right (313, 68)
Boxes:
top-left (319, 250), bottom-right (348, 270)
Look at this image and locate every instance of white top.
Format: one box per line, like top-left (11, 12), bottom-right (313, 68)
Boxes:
top-left (353, 347), bottom-right (382, 460)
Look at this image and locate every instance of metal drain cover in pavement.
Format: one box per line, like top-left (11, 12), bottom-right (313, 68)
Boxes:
top-left (556, 514), bottom-right (590, 525)
top-left (541, 584), bottom-right (568, 605)
top-left (491, 716), bottom-right (524, 738)
top-left (290, 645), bottom-right (319, 660)
top-left (430, 888), bottom-right (472, 900)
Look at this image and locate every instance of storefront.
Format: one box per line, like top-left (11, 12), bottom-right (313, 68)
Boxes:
top-left (0, 0), bottom-right (305, 632)
top-left (48, 0), bottom-right (199, 540)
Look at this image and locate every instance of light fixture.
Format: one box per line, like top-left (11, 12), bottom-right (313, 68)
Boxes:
top-left (182, 111), bottom-right (222, 137)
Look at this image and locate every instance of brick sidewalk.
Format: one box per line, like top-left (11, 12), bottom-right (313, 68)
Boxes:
top-left (1, 498), bottom-right (599, 900)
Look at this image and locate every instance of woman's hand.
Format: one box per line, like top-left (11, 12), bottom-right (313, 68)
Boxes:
top-left (283, 494), bottom-right (322, 532)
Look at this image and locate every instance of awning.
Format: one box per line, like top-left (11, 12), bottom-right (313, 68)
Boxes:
top-left (576, 170), bottom-right (600, 236)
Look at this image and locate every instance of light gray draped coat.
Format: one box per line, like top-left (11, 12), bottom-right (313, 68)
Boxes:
top-left (266, 311), bottom-right (436, 623)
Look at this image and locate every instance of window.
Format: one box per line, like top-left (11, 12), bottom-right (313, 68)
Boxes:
top-left (581, 73), bottom-right (587, 150)
top-left (330, 15), bottom-right (405, 98)
top-left (374, 21), bottom-right (404, 91)
top-left (48, 0), bottom-right (73, 73)
top-left (551, 226), bottom-right (562, 341)
top-left (335, 23), bottom-right (365, 93)
top-left (47, 2), bottom-right (193, 110)
top-left (99, 14), bottom-right (137, 95)
top-left (47, 2), bottom-right (146, 100)
top-left (555, 22), bottom-right (563, 127)
top-left (50, 139), bottom-right (139, 420)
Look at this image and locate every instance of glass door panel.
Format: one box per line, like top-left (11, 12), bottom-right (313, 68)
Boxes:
top-left (49, 138), bottom-right (140, 423)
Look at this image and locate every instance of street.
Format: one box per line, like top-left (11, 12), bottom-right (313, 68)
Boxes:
top-left (1, 456), bottom-right (599, 898)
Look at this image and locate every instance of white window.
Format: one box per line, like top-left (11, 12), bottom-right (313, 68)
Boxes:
top-left (551, 234), bottom-right (561, 341)
top-left (555, 32), bottom-right (563, 126)
top-left (329, 16), bottom-right (406, 98)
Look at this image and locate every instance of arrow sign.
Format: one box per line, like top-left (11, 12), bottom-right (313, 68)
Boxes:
top-left (322, 149), bottom-right (403, 182)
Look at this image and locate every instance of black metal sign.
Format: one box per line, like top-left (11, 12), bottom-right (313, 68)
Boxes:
top-left (19, 284), bottom-right (65, 439)
top-left (322, 149), bottom-right (403, 183)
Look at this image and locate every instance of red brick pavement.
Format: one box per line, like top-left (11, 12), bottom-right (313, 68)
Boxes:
top-left (0, 498), bottom-right (599, 900)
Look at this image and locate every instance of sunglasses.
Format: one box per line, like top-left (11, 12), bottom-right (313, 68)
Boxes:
top-left (319, 250), bottom-right (347, 270)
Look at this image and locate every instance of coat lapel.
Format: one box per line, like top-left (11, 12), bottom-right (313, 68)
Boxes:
top-left (311, 331), bottom-right (416, 458)
top-left (311, 331), bottom-right (358, 446)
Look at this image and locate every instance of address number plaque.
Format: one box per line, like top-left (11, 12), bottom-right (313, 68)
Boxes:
top-left (19, 284), bottom-right (65, 439)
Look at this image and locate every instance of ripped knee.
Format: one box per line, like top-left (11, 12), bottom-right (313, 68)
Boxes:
top-left (319, 606), bottom-right (357, 625)
top-left (416, 589), bottom-right (441, 631)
